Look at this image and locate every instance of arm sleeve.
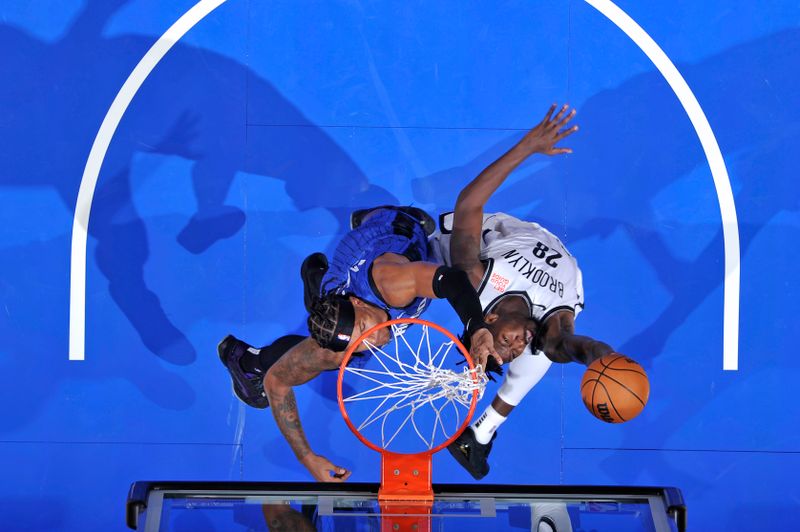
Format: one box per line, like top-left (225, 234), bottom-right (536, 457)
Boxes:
top-left (431, 265), bottom-right (487, 335)
top-left (496, 348), bottom-right (553, 406)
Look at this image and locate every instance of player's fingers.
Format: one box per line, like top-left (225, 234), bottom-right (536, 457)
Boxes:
top-left (332, 467), bottom-right (351, 481)
top-left (323, 471), bottom-right (344, 482)
top-left (492, 352), bottom-right (503, 366)
top-left (547, 148), bottom-right (573, 155)
top-left (541, 103), bottom-right (557, 124)
top-left (549, 104), bottom-right (570, 128)
top-left (555, 108), bottom-right (577, 129)
top-left (555, 125), bottom-right (579, 141)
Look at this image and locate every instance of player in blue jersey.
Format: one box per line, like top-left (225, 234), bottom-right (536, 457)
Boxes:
top-left (219, 206), bottom-right (499, 482)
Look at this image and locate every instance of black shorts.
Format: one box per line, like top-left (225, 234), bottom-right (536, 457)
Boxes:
top-left (259, 334), bottom-right (306, 373)
top-left (262, 334), bottom-right (366, 372)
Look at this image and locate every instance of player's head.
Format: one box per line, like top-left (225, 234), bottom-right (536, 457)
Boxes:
top-left (308, 294), bottom-right (390, 352)
top-left (483, 311), bottom-right (537, 363)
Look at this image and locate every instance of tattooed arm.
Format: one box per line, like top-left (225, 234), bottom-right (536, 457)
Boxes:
top-left (263, 337), bottom-right (350, 482)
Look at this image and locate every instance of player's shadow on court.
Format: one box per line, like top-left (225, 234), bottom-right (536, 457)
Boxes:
top-left (412, 27), bottom-right (800, 369)
top-left (412, 29), bottom-right (800, 487)
top-left (0, 0), bottom-right (395, 423)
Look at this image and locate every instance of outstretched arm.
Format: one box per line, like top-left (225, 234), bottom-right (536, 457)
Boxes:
top-left (263, 337), bottom-right (350, 482)
top-left (371, 257), bottom-right (500, 369)
top-left (485, 313), bottom-right (613, 430)
top-left (451, 104), bottom-right (578, 278)
top-left (540, 311), bottom-right (614, 365)
top-left (486, 312), bottom-right (612, 422)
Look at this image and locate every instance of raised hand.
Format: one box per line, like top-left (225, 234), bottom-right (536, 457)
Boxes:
top-left (300, 453), bottom-right (352, 482)
top-left (469, 328), bottom-right (503, 371)
top-left (515, 103), bottom-right (579, 156)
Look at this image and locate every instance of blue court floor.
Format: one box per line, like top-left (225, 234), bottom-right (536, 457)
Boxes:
top-left (1, 1), bottom-right (798, 529)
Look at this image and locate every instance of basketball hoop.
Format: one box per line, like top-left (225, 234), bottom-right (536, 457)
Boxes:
top-left (337, 317), bottom-right (487, 530)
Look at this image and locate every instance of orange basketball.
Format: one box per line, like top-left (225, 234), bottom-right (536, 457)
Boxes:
top-left (580, 354), bottom-right (649, 423)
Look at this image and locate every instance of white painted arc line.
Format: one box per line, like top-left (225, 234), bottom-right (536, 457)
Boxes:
top-left (70, 0), bottom-right (739, 371)
top-left (69, 0), bottom-right (228, 361)
top-left (584, 0), bottom-right (740, 370)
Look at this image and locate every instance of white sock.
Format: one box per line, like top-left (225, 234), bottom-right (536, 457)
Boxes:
top-left (471, 405), bottom-right (506, 444)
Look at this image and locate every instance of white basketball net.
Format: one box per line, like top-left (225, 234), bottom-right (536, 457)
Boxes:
top-left (341, 323), bottom-right (489, 450)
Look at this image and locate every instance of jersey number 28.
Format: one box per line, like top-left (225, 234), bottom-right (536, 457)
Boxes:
top-left (533, 242), bottom-right (562, 268)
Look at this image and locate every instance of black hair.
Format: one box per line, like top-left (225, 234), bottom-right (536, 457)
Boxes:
top-left (307, 294), bottom-right (356, 352)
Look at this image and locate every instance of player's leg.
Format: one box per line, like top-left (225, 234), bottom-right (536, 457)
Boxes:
top-left (477, 350), bottom-right (553, 440)
top-left (219, 334), bottom-right (305, 408)
top-left (350, 206), bottom-right (436, 236)
top-left (224, 251), bottom-right (329, 408)
top-left (448, 352), bottom-right (552, 478)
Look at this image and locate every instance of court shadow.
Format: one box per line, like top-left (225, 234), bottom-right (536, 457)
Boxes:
top-left (0, 498), bottom-right (67, 531)
top-left (412, 28), bottom-right (800, 367)
top-left (0, 0), bottom-right (395, 419)
top-left (411, 29), bottom-right (800, 487)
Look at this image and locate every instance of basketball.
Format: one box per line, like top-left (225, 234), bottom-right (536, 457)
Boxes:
top-left (580, 354), bottom-right (649, 423)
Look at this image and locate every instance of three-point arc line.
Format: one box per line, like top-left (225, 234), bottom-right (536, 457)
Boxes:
top-left (584, 0), bottom-right (739, 371)
top-left (69, 0), bottom-right (227, 361)
top-left (69, 0), bottom-right (740, 371)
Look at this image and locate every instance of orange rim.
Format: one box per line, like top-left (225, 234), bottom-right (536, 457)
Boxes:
top-left (336, 317), bottom-right (479, 456)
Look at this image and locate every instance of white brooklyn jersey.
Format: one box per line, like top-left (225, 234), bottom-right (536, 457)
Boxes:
top-left (432, 212), bottom-right (584, 324)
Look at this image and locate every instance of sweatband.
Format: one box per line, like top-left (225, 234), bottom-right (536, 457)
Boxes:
top-left (432, 265), bottom-right (487, 335)
top-left (326, 297), bottom-right (356, 352)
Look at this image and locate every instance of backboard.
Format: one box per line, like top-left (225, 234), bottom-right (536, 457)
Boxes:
top-left (126, 321), bottom-right (685, 531)
top-left (126, 480), bottom-right (686, 531)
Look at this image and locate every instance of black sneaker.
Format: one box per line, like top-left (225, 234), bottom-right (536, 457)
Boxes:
top-left (446, 427), bottom-right (496, 480)
top-left (300, 253), bottom-right (329, 313)
top-left (350, 206), bottom-right (436, 237)
top-left (218, 335), bottom-right (269, 409)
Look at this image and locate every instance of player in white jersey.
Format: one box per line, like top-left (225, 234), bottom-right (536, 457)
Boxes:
top-left (437, 104), bottom-right (622, 479)
top-left (434, 211), bottom-right (585, 333)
